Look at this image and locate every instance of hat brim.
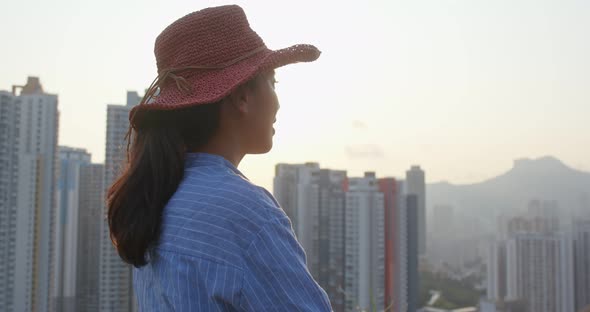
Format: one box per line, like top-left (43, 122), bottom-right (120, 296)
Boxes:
top-left (129, 44), bottom-right (320, 127)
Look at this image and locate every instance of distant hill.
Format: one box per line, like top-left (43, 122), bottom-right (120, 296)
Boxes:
top-left (427, 156), bottom-right (590, 230)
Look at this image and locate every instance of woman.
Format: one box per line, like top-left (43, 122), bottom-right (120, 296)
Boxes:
top-left (107, 4), bottom-right (332, 312)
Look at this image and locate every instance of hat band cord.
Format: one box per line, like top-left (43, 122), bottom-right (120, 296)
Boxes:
top-left (138, 46), bottom-right (267, 106)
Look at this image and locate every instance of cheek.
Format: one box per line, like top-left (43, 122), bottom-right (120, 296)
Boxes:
top-left (266, 92), bottom-right (279, 119)
top-left (247, 82), bottom-right (278, 132)
top-left (246, 102), bottom-right (273, 136)
top-left (258, 88), bottom-right (278, 118)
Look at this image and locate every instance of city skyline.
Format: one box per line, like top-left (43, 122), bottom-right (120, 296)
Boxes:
top-left (3, 77), bottom-right (589, 192)
top-left (1, 75), bottom-right (588, 311)
top-left (2, 0), bottom-right (589, 191)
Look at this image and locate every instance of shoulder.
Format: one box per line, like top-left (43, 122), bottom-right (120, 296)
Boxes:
top-left (184, 170), bottom-right (281, 219)
top-left (158, 169), bottom-right (290, 265)
top-left (167, 167), bottom-right (289, 241)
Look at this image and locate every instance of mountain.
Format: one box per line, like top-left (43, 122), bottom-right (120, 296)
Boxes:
top-left (427, 156), bottom-right (590, 231)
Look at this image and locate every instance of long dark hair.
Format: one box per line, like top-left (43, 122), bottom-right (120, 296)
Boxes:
top-left (107, 102), bottom-right (221, 267)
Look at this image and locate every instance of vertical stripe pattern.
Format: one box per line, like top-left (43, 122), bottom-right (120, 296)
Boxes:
top-left (133, 153), bottom-right (332, 311)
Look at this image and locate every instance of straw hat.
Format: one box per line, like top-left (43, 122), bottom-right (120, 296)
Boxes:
top-left (129, 5), bottom-right (320, 128)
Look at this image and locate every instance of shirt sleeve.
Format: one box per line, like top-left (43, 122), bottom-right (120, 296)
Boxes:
top-left (239, 214), bottom-right (333, 311)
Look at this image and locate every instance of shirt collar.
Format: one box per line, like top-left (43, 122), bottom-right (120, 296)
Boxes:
top-left (184, 152), bottom-right (249, 181)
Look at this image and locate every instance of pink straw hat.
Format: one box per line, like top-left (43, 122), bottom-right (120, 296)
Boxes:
top-left (129, 5), bottom-right (321, 128)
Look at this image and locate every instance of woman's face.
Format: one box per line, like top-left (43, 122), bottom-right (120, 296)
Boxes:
top-left (243, 70), bottom-right (280, 154)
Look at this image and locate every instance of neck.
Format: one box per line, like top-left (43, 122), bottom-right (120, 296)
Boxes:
top-left (189, 132), bottom-right (245, 168)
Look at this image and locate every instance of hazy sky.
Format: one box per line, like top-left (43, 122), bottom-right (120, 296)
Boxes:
top-left (2, 0), bottom-right (589, 190)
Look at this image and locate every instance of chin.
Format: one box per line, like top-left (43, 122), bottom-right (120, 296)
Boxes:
top-left (261, 142), bottom-right (273, 154)
top-left (250, 141), bottom-right (273, 154)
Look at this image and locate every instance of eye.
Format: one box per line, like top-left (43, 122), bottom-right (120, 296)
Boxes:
top-left (271, 78), bottom-right (278, 88)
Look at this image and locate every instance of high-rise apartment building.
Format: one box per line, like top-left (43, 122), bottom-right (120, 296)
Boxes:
top-left (377, 178), bottom-right (397, 311)
top-left (77, 163), bottom-right (104, 312)
top-left (406, 166), bottom-right (426, 256)
top-left (505, 232), bottom-right (574, 312)
top-left (53, 147), bottom-right (91, 311)
top-left (344, 172), bottom-right (385, 312)
top-left (315, 169), bottom-right (347, 311)
top-left (487, 240), bottom-right (507, 302)
top-left (273, 163), bottom-right (321, 259)
top-left (99, 91), bottom-right (140, 312)
top-left (0, 77), bottom-right (59, 312)
top-left (488, 213), bottom-right (575, 312)
top-left (273, 163), bottom-right (347, 312)
top-left (379, 177), bottom-right (411, 312)
top-left (574, 220), bottom-right (590, 311)
top-left (396, 180), bottom-right (410, 312)
top-left (405, 194), bottom-right (419, 312)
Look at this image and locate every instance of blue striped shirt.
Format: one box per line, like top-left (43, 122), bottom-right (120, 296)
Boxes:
top-left (133, 152), bottom-right (332, 311)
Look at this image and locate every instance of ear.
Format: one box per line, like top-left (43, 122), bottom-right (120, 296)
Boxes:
top-left (227, 85), bottom-right (252, 115)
